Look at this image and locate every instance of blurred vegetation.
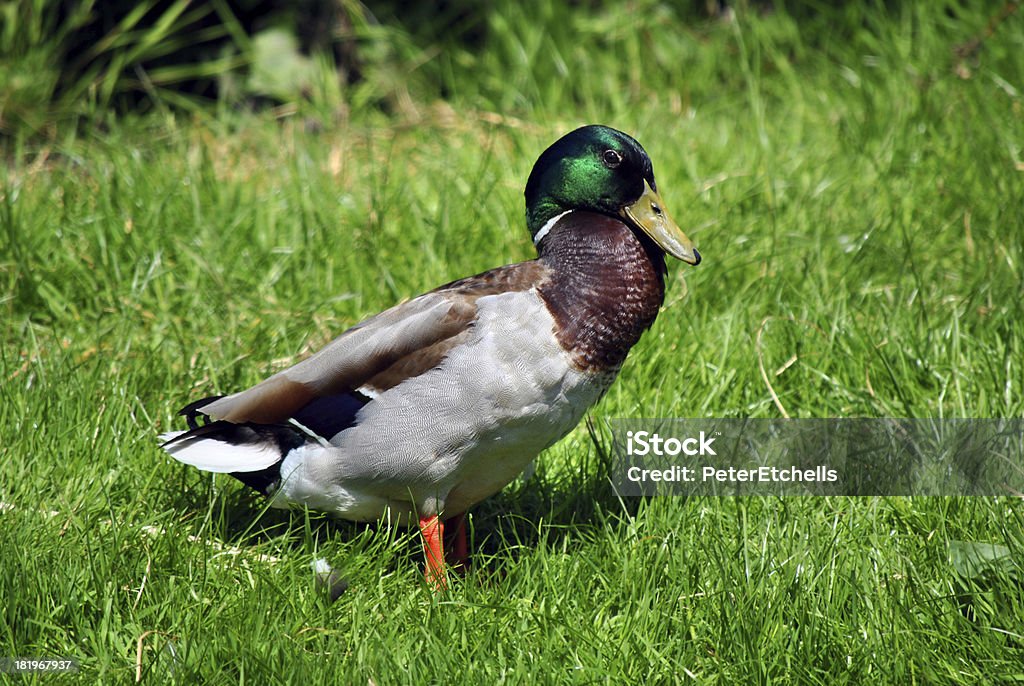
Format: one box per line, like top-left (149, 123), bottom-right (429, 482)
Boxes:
top-left (3, 1), bottom-right (1020, 144)
top-left (1, 0), bottom-right (779, 142)
top-left (0, 0), bottom-right (401, 138)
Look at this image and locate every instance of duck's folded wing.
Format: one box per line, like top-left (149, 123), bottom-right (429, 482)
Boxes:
top-left (192, 291), bottom-right (478, 424)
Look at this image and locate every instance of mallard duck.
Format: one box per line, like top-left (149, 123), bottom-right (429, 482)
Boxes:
top-left (160, 124), bottom-right (700, 587)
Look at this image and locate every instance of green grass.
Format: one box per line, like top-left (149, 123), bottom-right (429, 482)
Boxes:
top-left (2, 2), bottom-right (1024, 683)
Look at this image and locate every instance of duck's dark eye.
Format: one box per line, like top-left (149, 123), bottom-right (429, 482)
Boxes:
top-left (602, 149), bottom-right (623, 168)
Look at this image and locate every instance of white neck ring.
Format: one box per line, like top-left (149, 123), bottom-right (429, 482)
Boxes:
top-left (532, 210), bottom-right (572, 246)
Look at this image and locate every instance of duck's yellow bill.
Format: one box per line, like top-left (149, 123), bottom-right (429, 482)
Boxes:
top-left (621, 180), bottom-right (701, 265)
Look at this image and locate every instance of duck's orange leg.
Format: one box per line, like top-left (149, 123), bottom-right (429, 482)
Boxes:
top-left (418, 515), bottom-right (446, 590)
top-left (446, 513), bottom-right (469, 569)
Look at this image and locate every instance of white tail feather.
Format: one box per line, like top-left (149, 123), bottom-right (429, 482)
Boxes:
top-left (161, 433), bottom-right (281, 473)
top-left (158, 431), bottom-right (185, 444)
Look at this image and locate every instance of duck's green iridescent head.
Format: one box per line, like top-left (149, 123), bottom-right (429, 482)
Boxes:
top-left (525, 125), bottom-right (700, 265)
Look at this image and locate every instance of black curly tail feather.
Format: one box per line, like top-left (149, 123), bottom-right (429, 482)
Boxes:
top-left (167, 391), bottom-right (371, 495)
top-left (178, 394), bottom-right (225, 429)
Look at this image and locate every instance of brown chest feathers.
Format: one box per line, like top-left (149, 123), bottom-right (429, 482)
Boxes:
top-left (537, 211), bottom-right (667, 372)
